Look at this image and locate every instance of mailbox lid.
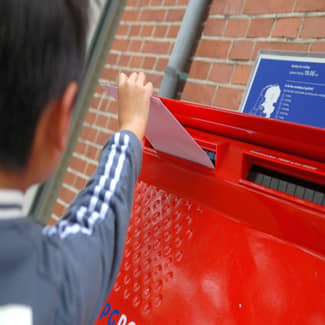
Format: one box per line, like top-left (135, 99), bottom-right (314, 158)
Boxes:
top-left (160, 97), bottom-right (325, 163)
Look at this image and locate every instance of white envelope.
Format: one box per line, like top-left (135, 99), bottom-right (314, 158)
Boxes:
top-left (101, 85), bottom-right (214, 169)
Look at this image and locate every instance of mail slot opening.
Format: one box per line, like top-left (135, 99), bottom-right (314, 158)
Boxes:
top-left (195, 139), bottom-right (217, 167)
top-left (202, 149), bottom-right (216, 166)
top-left (145, 136), bottom-right (217, 168)
top-left (247, 165), bottom-right (325, 206)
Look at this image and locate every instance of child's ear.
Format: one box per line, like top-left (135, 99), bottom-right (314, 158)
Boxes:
top-left (52, 82), bottom-right (78, 150)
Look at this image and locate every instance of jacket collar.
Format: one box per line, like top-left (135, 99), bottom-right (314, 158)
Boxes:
top-left (0, 190), bottom-right (24, 220)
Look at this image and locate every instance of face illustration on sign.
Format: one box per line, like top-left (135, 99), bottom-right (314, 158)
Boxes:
top-left (261, 85), bottom-right (281, 118)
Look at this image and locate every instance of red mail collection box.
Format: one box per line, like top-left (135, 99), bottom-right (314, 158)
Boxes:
top-left (96, 98), bottom-right (325, 324)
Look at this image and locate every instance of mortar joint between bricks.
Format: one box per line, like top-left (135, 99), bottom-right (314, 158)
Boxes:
top-left (67, 168), bottom-right (89, 181)
top-left (72, 152), bottom-right (100, 165)
top-left (62, 183), bottom-right (79, 194)
top-left (200, 35), bottom-right (316, 43)
top-left (208, 12), bottom-right (324, 20)
top-left (186, 78), bottom-right (246, 90)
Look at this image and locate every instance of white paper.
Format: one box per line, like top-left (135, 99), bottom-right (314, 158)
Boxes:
top-left (101, 85), bottom-right (214, 168)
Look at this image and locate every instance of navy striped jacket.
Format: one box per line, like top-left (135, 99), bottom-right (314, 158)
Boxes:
top-left (0, 131), bottom-right (142, 325)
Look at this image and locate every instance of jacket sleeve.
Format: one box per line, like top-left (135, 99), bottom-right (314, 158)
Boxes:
top-left (41, 130), bottom-right (142, 324)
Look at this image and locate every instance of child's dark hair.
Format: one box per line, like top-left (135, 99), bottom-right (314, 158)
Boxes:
top-left (0, 0), bottom-right (89, 171)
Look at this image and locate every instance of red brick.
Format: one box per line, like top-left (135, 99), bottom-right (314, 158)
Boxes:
top-left (75, 177), bottom-right (87, 190)
top-left (86, 146), bottom-right (99, 161)
top-left (244, 0), bottom-right (295, 14)
top-left (182, 82), bottom-right (216, 105)
top-left (154, 25), bottom-right (168, 38)
top-left (129, 40), bottom-right (143, 52)
top-left (112, 39), bottom-right (129, 51)
top-left (80, 126), bottom-right (97, 142)
top-left (143, 56), bottom-right (156, 69)
top-left (107, 101), bottom-right (118, 114)
top-left (122, 9), bottom-right (139, 22)
top-left (295, 0), bottom-right (325, 12)
top-left (99, 98), bottom-right (110, 112)
top-left (232, 64), bottom-right (252, 85)
top-left (203, 19), bottom-right (226, 37)
top-left (60, 187), bottom-right (76, 204)
top-left (209, 63), bottom-right (233, 83)
top-left (229, 41), bottom-right (254, 60)
top-left (130, 55), bottom-right (143, 68)
top-left (167, 25), bottom-right (180, 38)
top-left (253, 42), bottom-right (309, 59)
top-left (140, 9), bottom-right (166, 21)
top-left (106, 53), bottom-right (119, 65)
top-left (85, 111), bottom-right (96, 125)
top-left (156, 58), bottom-right (168, 71)
top-left (272, 18), bottom-right (302, 38)
top-left (145, 73), bottom-right (163, 89)
top-left (139, 0), bottom-right (150, 5)
top-left (224, 19), bottom-right (249, 37)
top-left (95, 83), bottom-right (106, 96)
top-left (164, 0), bottom-right (177, 4)
top-left (70, 156), bottom-right (87, 173)
top-left (178, 0), bottom-right (188, 5)
top-left (75, 141), bottom-right (86, 155)
top-left (96, 115), bottom-right (108, 128)
top-left (310, 42), bottom-right (325, 52)
top-left (210, 0), bottom-right (244, 15)
top-left (213, 87), bottom-right (244, 110)
top-left (247, 19), bottom-right (274, 38)
top-left (52, 201), bottom-right (64, 218)
top-left (143, 41), bottom-right (170, 54)
top-left (116, 25), bottom-right (129, 37)
top-left (97, 130), bottom-right (112, 146)
top-left (90, 96), bottom-right (100, 109)
top-left (108, 117), bottom-right (119, 132)
top-left (102, 67), bottom-right (119, 81)
top-left (150, 0), bottom-right (164, 5)
top-left (166, 9), bottom-right (185, 22)
top-left (63, 171), bottom-right (75, 187)
top-left (118, 54), bottom-right (131, 66)
top-left (141, 25), bottom-right (154, 37)
top-left (127, 0), bottom-right (140, 6)
top-left (86, 163), bottom-right (97, 178)
top-left (129, 25), bottom-right (141, 37)
top-left (188, 61), bottom-right (211, 79)
top-left (302, 17), bottom-right (325, 39)
top-left (196, 40), bottom-right (231, 59)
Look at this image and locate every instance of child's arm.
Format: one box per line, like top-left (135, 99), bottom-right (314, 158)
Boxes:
top-left (41, 72), bottom-right (152, 324)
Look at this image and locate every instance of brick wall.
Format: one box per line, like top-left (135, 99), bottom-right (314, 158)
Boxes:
top-left (49, 0), bottom-right (325, 224)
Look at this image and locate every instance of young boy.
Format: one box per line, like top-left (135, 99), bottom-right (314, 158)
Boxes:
top-left (0, 1), bottom-right (152, 324)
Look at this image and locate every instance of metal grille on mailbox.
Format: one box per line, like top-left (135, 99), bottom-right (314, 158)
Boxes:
top-left (96, 98), bottom-right (325, 324)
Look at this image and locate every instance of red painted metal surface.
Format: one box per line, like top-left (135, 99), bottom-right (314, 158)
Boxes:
top-left (96, 100), bottom-right (325, 325)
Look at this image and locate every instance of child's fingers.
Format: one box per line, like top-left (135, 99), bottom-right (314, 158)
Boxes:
top-left (128, 72), bottom-right (138, 84)
top-left (145, 82), bottom-right (153, 96)
top-left (136, 72), bottom-right (146, 86)
top-left (118, 72), bottom-right (127, 86)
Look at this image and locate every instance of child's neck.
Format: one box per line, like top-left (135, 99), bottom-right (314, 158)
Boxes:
top-left (0, 168), bottom-right (29, 192)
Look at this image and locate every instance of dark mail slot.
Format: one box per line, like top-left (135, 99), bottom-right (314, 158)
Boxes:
top-left (202, 148), bottom-right (216, 166)
top-left (247, 165), bottom-right (325, 206)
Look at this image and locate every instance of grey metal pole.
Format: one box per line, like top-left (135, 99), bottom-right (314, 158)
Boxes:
top-left (159, 0), bottom-right (211, 99)
top-left (31, 0), bottom-right (127, 224)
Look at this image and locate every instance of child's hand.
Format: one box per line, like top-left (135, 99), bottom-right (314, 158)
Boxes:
top-left (118, 72), bottom-right (153, 141)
